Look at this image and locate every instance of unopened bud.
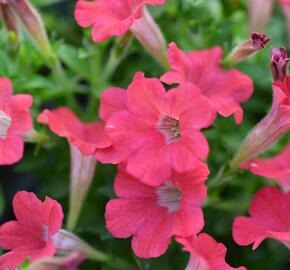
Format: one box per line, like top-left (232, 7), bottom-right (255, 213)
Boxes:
top-left (0, 1), bottom-right (19, 42)
top-left (27, 253), bottom-right (85, 270)
top-left (270, 47), bottom-right (289, 82)
top-left (249, 0), bottom-right (274, 33)
top-left (8, 0), bottom-right (52, 56)
top-left (229, 32), bottom-right (271, 64)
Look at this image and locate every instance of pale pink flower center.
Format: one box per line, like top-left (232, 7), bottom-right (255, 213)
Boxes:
top-left (156, 181), bottom-right (181, 214)
top-left (0, 110), bottom-right (12, 139)
top-left (156, 114), bottom-right (180, 143)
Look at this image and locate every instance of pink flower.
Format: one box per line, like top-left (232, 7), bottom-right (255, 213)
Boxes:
top-left (160, 43), bottom-right (253, 124)
top-left (0, 77), bottom-right (33, 165)
top-left (105, 163), bottom-right (208, 258)
top-left (242, 143), bottom-right (290, 192)
top-left (233, 186), bottom-right (290, 250)
top-left (176, 234), bottom-right (246, 270)
top-left (0, 191), bottom-right (64, 270)
top-left (74, 0), bottom-right (168, 67)
top-left (230, 76), bottom-right (290, 170)
top-left (74, 0), bottom-right (165, 42)
top-left (105, 73), bottom-right (215, 186)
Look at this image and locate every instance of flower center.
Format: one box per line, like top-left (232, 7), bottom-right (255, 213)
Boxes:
top-left (0, 110), bottom-right (12, 139)
top-left (156, 181), bottom-right (181, 214)
top-left (156, 114), bottom-right (180, 143)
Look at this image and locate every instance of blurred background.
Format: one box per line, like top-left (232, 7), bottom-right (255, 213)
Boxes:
top-left (0, 0), bottom-right (289, 269)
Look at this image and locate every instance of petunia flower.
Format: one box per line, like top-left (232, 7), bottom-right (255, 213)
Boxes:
top-left (230, 76), bottom-right (290, 170)
top-left (160, 43), bottom-right (253, 124)
top-left (38, 107), bottom-right (121, 230)
top-left (105, 163), bottom-right (208, 258)
top-left (0, 191), bottom-right (64, 270)
top-left (176, 233), bottom-right (246, 270)
top-left (233, 186), bottom-right (290, 250)
top-left (0, 77), bottom-right (33, 165)
top-left (105, 73), bottom-right (215, 186)
top-left (27, 252), bottom-right (85, 270)
top-left (0, 191), bottom-right (108, 269)
top-left (242, 143), bottom-right (290, 192)
top-left (74, 0), bottom-right (168, 67)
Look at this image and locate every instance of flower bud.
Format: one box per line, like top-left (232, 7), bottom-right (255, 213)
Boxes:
top-left (229, 32), bottom-right (271, 64)
top-left (53, 229), bottom-right (108, 262)
top-left (230, 77), bottom-right (290, 170)
top-left (67, 144), bottom-right (97, 231)
top-left (8, 0), bottom-right (52, 56)
top-left (249, 0), bottom-right (274, 33)
top-left (130, 7), bottom-right (169, 69)
top-left (270, 47), bottom-right (290, 82)
top-left (27, 253), bottom-right (85, 270)
top-left (0, 1), bottom-right (19, 41)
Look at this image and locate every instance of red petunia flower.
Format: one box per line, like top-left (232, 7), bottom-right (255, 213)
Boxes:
top-left (74, 0), bottom-right (168, 67)
top-left (0, 191), bottom-right (64, 270)
top-left (105, 73), bottom-right (215, 186)
top-left (233, 186), bottom-right (290, 250)
top-left (230, 76), bottom-right (290, 170)
top-left (176, 233), bottom-right (246, 270)
top-left (160, 43), bottom-right (253, 124)
top-left (242, 143), bottom-right (290, 192)
top-left (74, 0), bottom-right (165, 42)
top-left (105, 163), bottom-right (208, 258)
top-left (0, 78), bottom-right (33, 165)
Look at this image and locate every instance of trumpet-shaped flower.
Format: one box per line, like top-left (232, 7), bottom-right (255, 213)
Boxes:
top-left (105, 164), bottom-right (208, 258)
top-left (230, 76), bottom-right (290, 169)
top-left (74, 0), bottom-right (168, 66)
top-left (176, 234), bottom-right (246, 270)
top-left (160, 43), bottom-right (253, 124)
top-left (105, 73), bottom-right (215, 186)
top-left (0, 77), bottom-right (33, 165)
top-left (242, 143), bottom-right (290, 192)
top-left (233, 187), bottom-right (290, 250)
top-left (0, 191), bottom-right (64, 270)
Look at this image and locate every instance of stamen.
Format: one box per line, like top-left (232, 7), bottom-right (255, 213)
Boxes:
top-left (0, 110), bottom-right (12, 139)
top-left (156, 114), bottom-right (180, 143)
top-left (156, 181), bottom-right (181, 214)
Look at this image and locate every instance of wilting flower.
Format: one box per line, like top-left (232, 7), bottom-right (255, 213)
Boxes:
top-left (233, 186), bottom-right (290, 250)
top-left (74, 0), bottom-right (168, 67)
top-left (176, 233), bottom-right (246, 270)
top-left (160, 43), bottom-right (253, 124)
top-left (105, 163), bottom-right (208, 258)
top-left (0, 191), bottom-right (64, 269)
top-left (38, 107), bottom-right (119, 230)
top-left (248, 0), bottom-right (274, 33)
top-left (0, 77), bottom-right (33, 165)
top-left (0, 1), bottom-right (19, 40)
top-left (242, 144), bottom-right (290, 192)
top-left (27, 253), bottom-right (85, 270)
top-left (230, 76), bottom-right (290, 170)
top-left (105, 73), bottom-right (215, 186)
top-left (270, 47), bottom-right (290, 82)
top-left (1, 0), bottom-right (51, 55)
top-left (229, 32), bottom-right (271, 64)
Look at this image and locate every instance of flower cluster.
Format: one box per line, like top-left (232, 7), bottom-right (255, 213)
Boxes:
top-left (0, 0), bottom-right (290, 269)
